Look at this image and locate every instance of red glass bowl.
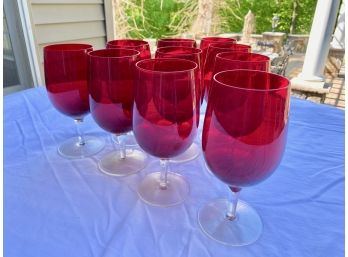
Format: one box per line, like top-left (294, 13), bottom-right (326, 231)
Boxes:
top-left (157, 38), bottom-right (197, 48)
top-left (199, 37), bottom-right (236, 65)
top-left (133, 58), bottom-right (198, 159)
top-left (203, 69), bottom-right (290, 187)
top-left (106, 39), bottom-right (151, 59)
top-left (202, 42), bottom-right (251, 100)
top-left (44, 43), bottom-right (93, 118)
top-left (88, 48), bottom-right (140, 134)
top-left (155, 46), bottom-right (202, 105)
top-left (214, 52), bottom-right (270, 73)
top-left (204, 52), bottom-right (270, 99)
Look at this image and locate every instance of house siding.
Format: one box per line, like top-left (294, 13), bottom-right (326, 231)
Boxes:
top-left (28, 0), bottom-right (109, 80)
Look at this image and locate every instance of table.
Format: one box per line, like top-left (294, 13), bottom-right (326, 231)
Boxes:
top-left (4, 87), bottom-right (344, 257)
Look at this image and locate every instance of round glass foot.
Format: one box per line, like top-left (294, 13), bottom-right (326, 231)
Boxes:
top-left (98, 149), bottom-right (147, 176)
top-left (112, 133), bottom-right (138, 147)
top-left (58, 136), bottom-right (105, 159)
top-left (198, 199), bottom-right (262, 246)
top-left (170, 143), bottom-right (200, 163)
top-left (138, 172), bottom-right (189, 207)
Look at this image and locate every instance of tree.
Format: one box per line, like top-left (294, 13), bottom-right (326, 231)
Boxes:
top-left (289, 0), bottom-right (299, 34)
top-left (190, 0), bottom-right (214, 36)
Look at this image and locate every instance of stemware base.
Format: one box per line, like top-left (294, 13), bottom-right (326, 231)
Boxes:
top-left (138, 172), bottom-right (189, 207)
top-left (98, 149), bottom-right (147, 176)
top-left (198, 199), bottom-right (262, 246)
top-left (170, 143), bottom-right (200, 163)
top-left (58, 136), bottom-right (105, 159)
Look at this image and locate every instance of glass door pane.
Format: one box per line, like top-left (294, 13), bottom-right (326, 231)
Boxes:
top-left (3, 11), bottom-right (20, 88)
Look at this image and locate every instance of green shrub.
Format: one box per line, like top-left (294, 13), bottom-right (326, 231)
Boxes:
top-left (220, 0), bottom-right (317, 34)
top-left (124, 0), bottom-right (318, 39)
top-left (126, 0), bottom-right (187, 38)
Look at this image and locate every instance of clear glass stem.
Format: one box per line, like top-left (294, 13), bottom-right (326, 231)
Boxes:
top-left (115, 134), bottom-right (126, 159)
top-left (74, 118), bottom-right (85, 146)
top-left (159, 159), bottom-right (169, 190)
top-left (226, 187), bottom-right (242, 221)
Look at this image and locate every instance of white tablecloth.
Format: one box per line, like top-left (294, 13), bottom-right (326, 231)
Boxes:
top-left (5, 87), bottom-right (344, 257)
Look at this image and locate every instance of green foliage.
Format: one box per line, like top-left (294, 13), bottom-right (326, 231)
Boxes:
top-left (220, 0), bottom-right (317, 34)
top-left (125, 0), bottom-right (188, 39)
top-left (124, 0), bottom-right (318, 39)
top-left (295, 0), bottom-right (317, 33)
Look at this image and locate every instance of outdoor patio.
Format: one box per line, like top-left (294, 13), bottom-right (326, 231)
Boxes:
top-left (286, 54), bottom-right (345, 109)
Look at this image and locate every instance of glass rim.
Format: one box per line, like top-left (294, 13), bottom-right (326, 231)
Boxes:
top-left (43, 43), bottom-right (93, 52)
top-left (209, 42), bottom-right (251, 50)
top-left (88, 48), bottom-right (140, 59)
top-left (135, 58), bottom-right (198, 74)
top-left (216, 52), bottom-right (270, 63)
top-left (156, 46), bottom-right (202, 55)
top-left (234, 43), bottom-right (251, 48)
top-left (213, 69), bottom-right (290, 92)
top-left (201, 36), bottom-right (236, 42)
top-left (157, 38), bottom-right (196, 43)
top-left (106, 39), bottom-right (149, 47)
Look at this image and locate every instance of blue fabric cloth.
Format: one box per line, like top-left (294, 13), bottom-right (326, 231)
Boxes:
top-left (4, 87), bottom-right (344, 257)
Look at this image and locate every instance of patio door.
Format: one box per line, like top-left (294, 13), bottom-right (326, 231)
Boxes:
top-left (3, 0), bottom-right (35, 95)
